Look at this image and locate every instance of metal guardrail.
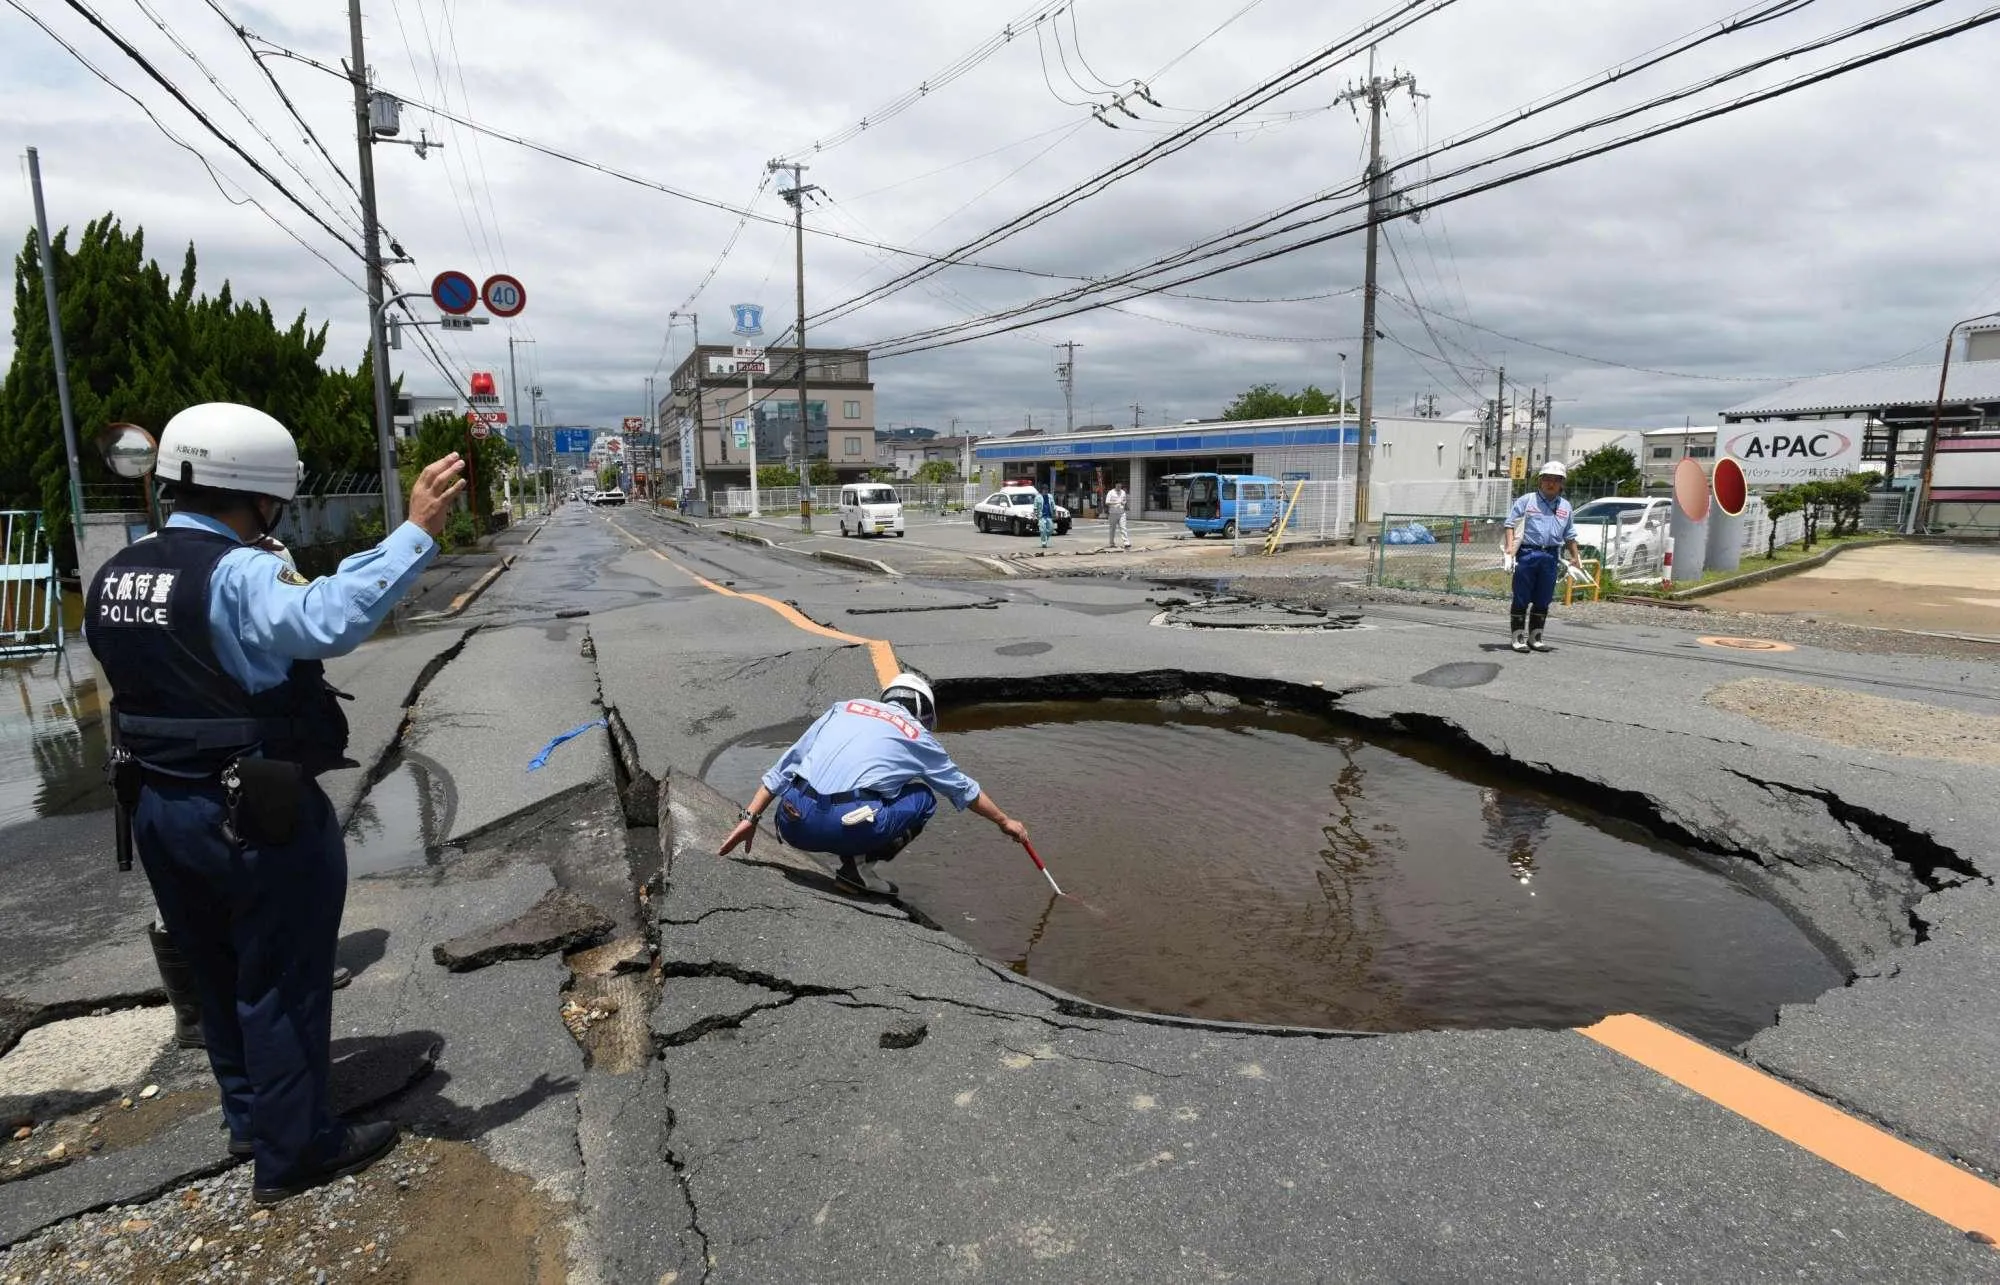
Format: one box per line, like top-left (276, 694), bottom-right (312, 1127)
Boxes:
top-left (1, 511), bottom-right (63, 658)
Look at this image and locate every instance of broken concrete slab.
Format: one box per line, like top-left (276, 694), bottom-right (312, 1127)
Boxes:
top-left (402, 622), bottom-right (609, 845)
top-left (431, 887), bottom-right (615, 973)
top-left (650, 975), bottom-right (794, 1049)
top-left (320, 624), bottom-right (472, 829)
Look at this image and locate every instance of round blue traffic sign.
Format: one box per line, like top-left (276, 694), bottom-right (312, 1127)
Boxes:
top-left (431, 270), bottom-right (477, 315)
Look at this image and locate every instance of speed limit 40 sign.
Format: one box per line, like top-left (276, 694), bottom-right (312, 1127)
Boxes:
top-left (482, 274), bottom-right (526, 318)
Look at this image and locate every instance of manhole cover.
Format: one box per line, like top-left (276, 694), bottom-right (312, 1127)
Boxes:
top-left (1699, 636), bottom-right (1796, 652)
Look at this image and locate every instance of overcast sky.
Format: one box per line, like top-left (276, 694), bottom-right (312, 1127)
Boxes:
top-left (5, 0), bottom-right (1997, 436)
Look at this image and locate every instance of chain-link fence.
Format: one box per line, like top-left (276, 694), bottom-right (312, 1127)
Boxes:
top-left (1259, 479), bottom-right (1356, 548)
top-left (1369, 514), bottom-right (1514, 596)
top-left (1372, 478), bottom-right (1513, 519)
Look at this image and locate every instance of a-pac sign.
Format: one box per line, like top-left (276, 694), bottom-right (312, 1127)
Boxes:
top-left (1721, 425), bottom-right (1862, 484)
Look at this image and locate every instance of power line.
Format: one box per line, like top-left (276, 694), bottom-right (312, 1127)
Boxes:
top-left (1101, 300), bottom-right (1362, 342)
top-left (244, 38), bottom-right (1091, 285)
top-left (863, 5), bottom-right (2000, 359)
top-left (127, 0), bottom-right (364, 240)
top-left (768, 0), bottom-right (1070, 163)
top-left (46, 0), bottom-right (365, 260)
top-left (7, 0), bottom-right (365, 293)
top-left (804, 0), bottom-right (1463, 333)
top-left (200, 0), bottom-right (362, 205)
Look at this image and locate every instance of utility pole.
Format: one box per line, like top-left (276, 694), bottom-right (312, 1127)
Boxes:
top-left (346, 0), bottom-right (403, 531)
top-left (25, 148), bottom-right (84, 529)
top-left (1491, 365), bottom-right (1506, 477)
top-left (1055, 342), bottom-right (1080, 432)
top-left (769, 161), bottom-right (820, 528)
top-left (507, 334), bottom-right (533, 501)
top-left (1336, 47), bottom-right (1420, 543)
top-left (1130, 402), bottom-right (1144, 429)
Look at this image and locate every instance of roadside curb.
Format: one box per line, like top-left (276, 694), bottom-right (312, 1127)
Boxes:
top-left (440, 553), bottom-right (514, 618)
top-left (812, 548), bottom-right (901, 577)
top-left (1666, 536), bottom-right (1905, 600)
top-left (723, 528), bottom-right (776, 549)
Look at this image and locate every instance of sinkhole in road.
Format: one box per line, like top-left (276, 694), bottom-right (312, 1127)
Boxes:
top-left (706, 698), bottom-right (1842, 1045)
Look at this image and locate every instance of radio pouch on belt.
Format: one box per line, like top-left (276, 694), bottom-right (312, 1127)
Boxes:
top-left (223, 757), bottom-right (304, 847)
top-left (108, 748), bottom-right (141, 872)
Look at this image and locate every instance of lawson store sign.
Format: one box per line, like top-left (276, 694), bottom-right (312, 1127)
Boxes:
top-left (1721, 424), bottom-right (1863, 484)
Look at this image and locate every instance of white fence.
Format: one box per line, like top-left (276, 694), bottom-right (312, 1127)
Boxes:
top-left (1370, 478), bottom-right (1514, 519)
top-left (710, 483), bottom-right (979, 518)
top-left (1265, 480), bottom-right (1356, 545)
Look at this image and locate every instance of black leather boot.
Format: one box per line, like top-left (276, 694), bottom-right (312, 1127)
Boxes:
top-left (147, 922), bottom-right (205, 1050)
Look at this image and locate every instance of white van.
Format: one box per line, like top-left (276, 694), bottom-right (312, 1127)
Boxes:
top-left (838, 483), bottom-right (905, 538)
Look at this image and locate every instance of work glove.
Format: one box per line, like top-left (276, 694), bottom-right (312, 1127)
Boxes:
top-left (1565, 562), bottom-right (1591, 584)
top-left (1502, 554), bottom-right (1516, 573)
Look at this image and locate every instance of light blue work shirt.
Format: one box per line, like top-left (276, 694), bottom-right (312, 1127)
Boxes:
top-left (163, 511), bottom-right (438, 694)
top-left (762, 699), bottom-right (982, 810)
top-left (1508, 490), bottom-right (1576, 551)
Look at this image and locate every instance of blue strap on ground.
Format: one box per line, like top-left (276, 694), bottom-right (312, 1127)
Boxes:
top-left (527, 718), bottom-right (607, 771)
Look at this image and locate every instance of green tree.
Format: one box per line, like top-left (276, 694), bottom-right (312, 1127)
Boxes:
top-left (913, 458), bottom-right (957, 484)
top-left (401, 410), bottom-right (514, 522)
top-left (757, 463), bottom-right (800, 488)
top-left (1763, 487), bottom-right (1804, 556)
top-left (1568, 445), bottom-right (1642, 496)
top-left (0, 214), bottom-right (382, 557)
top-left (1220, 382), bottom-right (1353, 421)
top-left (808, 460), bottom-right (839, 486)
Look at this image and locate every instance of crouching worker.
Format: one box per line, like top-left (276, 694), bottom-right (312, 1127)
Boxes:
top-left (717, 673), bottom-right (1029, 895)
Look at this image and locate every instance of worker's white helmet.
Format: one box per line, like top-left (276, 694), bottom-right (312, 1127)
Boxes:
top-left (881, 672), bottom-right (937, 730)
top-left (157, 403), bottom-right (302, 502)
top-left (1537, 459), bottom-right (1568, 479)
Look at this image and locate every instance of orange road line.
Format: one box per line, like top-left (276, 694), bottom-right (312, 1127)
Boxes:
top-left (1579, 1014), bottom-right (2000, 1243)
top-left (645, 549), bottom-right (901, 688)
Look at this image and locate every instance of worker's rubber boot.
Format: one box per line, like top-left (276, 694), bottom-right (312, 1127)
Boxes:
top-left (147, 922), bottom-right (205, 1050)
top-left (1528, 610), bottom-right (1551, 652)
top-left (1509, 611), bottom-right (1529, 654)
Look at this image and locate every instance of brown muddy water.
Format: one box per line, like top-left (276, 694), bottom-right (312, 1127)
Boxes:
top-left (706, 699), bottom-right (1842, 1046)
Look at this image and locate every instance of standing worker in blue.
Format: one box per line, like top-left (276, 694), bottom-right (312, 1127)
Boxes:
top-left (1500, 460), bottom-right (1587, 653)
top-left (1037, 485), bottom-right (1058, 549)
top-left (86, 403), bottom-right (466, 1205)
top-left (716, 672), bottom-right (1031, 895)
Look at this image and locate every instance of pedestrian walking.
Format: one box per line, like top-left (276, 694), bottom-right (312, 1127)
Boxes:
top-left (718, 672), bottom-right (1030, 896)
top-left (1501, 459), bottom-right (1586, 653)
top-left (1104, 481), bottom-right (1131, 551)
top-left (1037, 487), bottom-right (1057, 548)
top-left (86, 403), bottom-right (466, 1205)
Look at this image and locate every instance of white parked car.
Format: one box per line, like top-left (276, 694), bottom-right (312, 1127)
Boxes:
top-left (1569, 497), bottom-right (1669, 571)
top-left (972, 488), bottom-right (1071, 536)
top-left (590, 488), bottom-right (626, 507)
top-left (838, 484), bottom-right (906, 538)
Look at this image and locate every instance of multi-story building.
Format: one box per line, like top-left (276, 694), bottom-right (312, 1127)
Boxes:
top-left (660, 346), bottom-right (876, 503)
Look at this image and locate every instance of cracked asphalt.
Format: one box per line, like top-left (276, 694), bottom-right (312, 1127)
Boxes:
top-left (3, 501), bottom-right (1999, 1281)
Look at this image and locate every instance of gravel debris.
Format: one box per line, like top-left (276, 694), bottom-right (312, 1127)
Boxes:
top-left (1140, 572), bottom-right (2000, 661)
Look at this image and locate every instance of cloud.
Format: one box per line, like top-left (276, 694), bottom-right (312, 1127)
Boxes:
top-left (3, 0), bottom-right (1996, 443)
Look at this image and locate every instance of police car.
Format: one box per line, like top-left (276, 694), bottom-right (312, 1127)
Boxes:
top-left (972, 487), bottom-right (1071, 536)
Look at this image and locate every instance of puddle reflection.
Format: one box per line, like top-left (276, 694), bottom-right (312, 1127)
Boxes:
top-left (0, 650), bottom-right (111, 829)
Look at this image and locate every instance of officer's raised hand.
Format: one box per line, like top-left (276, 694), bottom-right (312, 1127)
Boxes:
top-left (409, 454), bottom-right (469, 538)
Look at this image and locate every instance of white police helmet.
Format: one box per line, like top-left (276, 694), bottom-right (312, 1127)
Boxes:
top-left (1537, 459), bottom-right (1568, 479)
top-left (157, 403), bottom-right (303, 502)
top-left (880, 672), bottom-right (937, 730)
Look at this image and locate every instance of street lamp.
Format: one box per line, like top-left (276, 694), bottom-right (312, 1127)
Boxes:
top-left (1913, 310), bottom-right (2000, 534)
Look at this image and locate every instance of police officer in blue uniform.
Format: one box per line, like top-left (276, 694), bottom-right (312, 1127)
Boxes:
top-left (716, 672), bottom-right (1030, 895)
top-left (86, 403), bottom-right (465, 1205)
top-left (1501, 459), bottom-right (1585, 653)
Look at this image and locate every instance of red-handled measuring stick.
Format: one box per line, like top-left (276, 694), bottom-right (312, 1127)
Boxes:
top-left (1021, 838), bottom-right (1064, 897)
